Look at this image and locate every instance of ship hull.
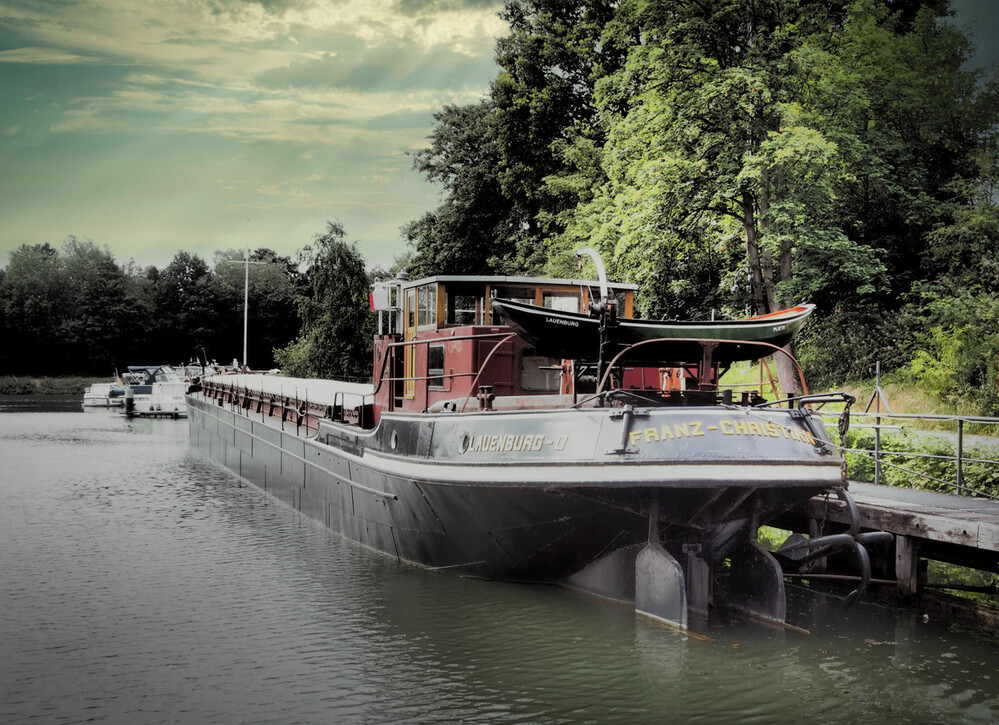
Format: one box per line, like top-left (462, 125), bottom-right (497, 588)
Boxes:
top-left (187, 393), bottom-right (841, 583)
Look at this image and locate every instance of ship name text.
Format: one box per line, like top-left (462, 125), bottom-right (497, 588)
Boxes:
top-left (545, 316), bottom-right (580, 327)
top-left (628, 419), bottom-right (816, 447)
top-left (463, 433), bottom-right (569, 453)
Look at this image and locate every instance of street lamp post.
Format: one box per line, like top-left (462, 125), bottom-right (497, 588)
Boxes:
top-left (242, 252), bottom-right (251, 367)
top-left (224, 250), bottom-right (267, 370)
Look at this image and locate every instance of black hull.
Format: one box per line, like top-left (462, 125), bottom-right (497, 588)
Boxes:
top-left (187, 394), bottom-right (840, 583)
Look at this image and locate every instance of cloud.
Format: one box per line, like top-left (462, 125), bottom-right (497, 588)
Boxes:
top-left (391, 0), bottom-right (502, 16)
top-left (0, 47), bottom-right (94, 64)
top-left (39, 66), bottom-right (483, 150)
top-left (0, 0), bottom-right (507, 271)
top-left (256, 40), bottom-right (497, 92)
top-left (392, 0), bottom-right (503, 16)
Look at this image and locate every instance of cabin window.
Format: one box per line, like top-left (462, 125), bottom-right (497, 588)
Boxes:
top-left (406, 288), bottom-right (416, 328)
top-left (519, 348), bottom-right (561, 392)
top-left (418, 283), bottom-right (437, 328)
top-left (447, 293), bottom-right (479, 325)
top-left (542, 292), bottom-right (580, 313)
top-left (428, 345), bottom-right (445, 389)
top-left (490, 285), bottom-right (535, 324)
top-left (493, 285), bottom-right (535, 304)
top-left (614, 291), bottom-right (628, 316)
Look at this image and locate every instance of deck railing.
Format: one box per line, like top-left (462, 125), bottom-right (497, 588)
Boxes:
top-left (818, 409), bottom-right (999, 499)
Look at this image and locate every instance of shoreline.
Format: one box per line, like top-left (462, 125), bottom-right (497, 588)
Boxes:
top-left (0, 376), bottom-right (106, 396)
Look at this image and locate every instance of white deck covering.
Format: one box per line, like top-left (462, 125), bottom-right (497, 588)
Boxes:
top-left (207, 374), bottom-right (374, 406)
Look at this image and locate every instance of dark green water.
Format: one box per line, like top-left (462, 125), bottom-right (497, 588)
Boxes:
top-left (1, 402), bottom-right (996, 724)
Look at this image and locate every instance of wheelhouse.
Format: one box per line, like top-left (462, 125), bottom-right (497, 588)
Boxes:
top-left (370, 274), bottom-right (639, 418)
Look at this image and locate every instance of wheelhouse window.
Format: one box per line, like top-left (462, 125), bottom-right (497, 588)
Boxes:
top-left (542, 292), bottom-right (580, 312)
top-left (406, 288), bottom-right (416, 328)
top-left (447, 293), bottom-right (479, 325)
top-left (490, 285), bottom-right (536, 324)
top-left (428, 345), bottom-right (445, 390)
top-left (519, 348), bottom-right (561, 392)
top-left (613, 291), bottom-right (628, 315)
top-left (418, 283), bottom-right (437, 329)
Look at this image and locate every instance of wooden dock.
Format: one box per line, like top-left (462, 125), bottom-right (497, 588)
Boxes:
top-left (776, 481), bottom-right (999, 600)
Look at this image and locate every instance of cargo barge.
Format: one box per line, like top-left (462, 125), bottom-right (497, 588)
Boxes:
top-left (186, 259), bottom-right (887, 628)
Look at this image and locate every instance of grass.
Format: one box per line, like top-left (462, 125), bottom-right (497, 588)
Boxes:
top-left (719, 360), bottom-right (998, 437)
top-left (0, 376), bottom-right (109, 395)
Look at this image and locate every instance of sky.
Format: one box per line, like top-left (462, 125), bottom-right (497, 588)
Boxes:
top-left (0, 0), bottom-right (507, 271)
top-left (0, 0), bottom-right (997, 273)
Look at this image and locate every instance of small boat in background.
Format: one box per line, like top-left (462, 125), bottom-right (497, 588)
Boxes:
top-left (122, 365), bottom-right (187, 418)
top-left (82, 381), bottom-right (125, 408)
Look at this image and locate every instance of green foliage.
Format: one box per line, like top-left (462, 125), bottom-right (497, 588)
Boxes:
top-left (0, 377), bottom-right (37, 394)
top-left (844, 428), bottom-right (999, 498)
top-left (61, 238), bottom-right (146, 372)
top-left (795, 304), bottom-right (914, 387)
top-left (272, 337), bottom-right (311, 379)
top-left (0, 239), bottom-right (148, 374)
top-left (405, 0), bottom-right (625, 275)
top-left (0, 238), bottom-right (312, 377)
top-left (926, 561), bottom-right (998, 606)
top-left (895, 288), bottom-right (999, 414)
top-left (1, 243), bottom-right (68, 372)
top-left (0, 376), bottom-right (106, 395)
top-left (152, 251), bottom-right (223, 364)
top-left (403, 102), bottom-right (521, 277)
top-left (274, 222), bottom-right (374, 382)
top-left (784, 229), bottom-right (886, 309)
top-left (400, 0), bottom-right (999, 410)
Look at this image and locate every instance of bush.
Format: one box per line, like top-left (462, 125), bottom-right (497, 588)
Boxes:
top-left (0, 377), bottom-right (37, 395)
top-left (796, 306), bottom-right (913, 389)
top-left (0, 376), bottom-right (104, 395)
top-left (844, 428), bottom-right (999, 498)
top-left (896, 289), bottom-right (999, 415)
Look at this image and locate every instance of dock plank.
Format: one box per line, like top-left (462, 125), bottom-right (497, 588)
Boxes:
top-left (797, 482), bottom-right (999, 553)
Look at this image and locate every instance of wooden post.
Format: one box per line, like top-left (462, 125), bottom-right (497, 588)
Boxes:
top-left (874, 362), bottom-right (882, 485)
top-left (957, 418), bottom-right (965, 495)
top-left (895, 535), bottom-right (919, 597)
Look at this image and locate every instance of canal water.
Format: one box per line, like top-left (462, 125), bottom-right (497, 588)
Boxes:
top-left (1, 399), bottom-right (997, 725)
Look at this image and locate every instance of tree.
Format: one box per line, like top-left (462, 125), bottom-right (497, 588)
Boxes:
top-left (405, 0), bottom-right (626, 274)
top-left (492, 0), bottom-right (625, 270)
top-left (61, 237), bottom-right (145, 372)
top-left (545, 0), bottom-right (997, 392)
top-left (274, 222), bottom-right (374, 381)
top-left (152, 252), bottom-right (222, 364)
top-left (403, 102), bottom-right (519, 277)
top-left (0, 243), bottom-right (68, 374)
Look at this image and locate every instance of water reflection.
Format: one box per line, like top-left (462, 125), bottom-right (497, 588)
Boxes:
top-left (0, 394), bottom-right (86, 413)
top-left (0, 409), bottom-right (996, 724)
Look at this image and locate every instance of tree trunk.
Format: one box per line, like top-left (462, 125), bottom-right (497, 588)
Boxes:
top-left (757, 174), bottom-right (775, 314)
top-left (759, 170), bottom-right (798, 397)
top-left (774, 205), bottom-right (799, 397)
top-left (742, 197), bottom-right (768, 314)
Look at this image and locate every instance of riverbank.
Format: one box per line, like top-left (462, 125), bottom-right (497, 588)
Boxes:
top-left (0, 376), bottom-right (104, 395)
